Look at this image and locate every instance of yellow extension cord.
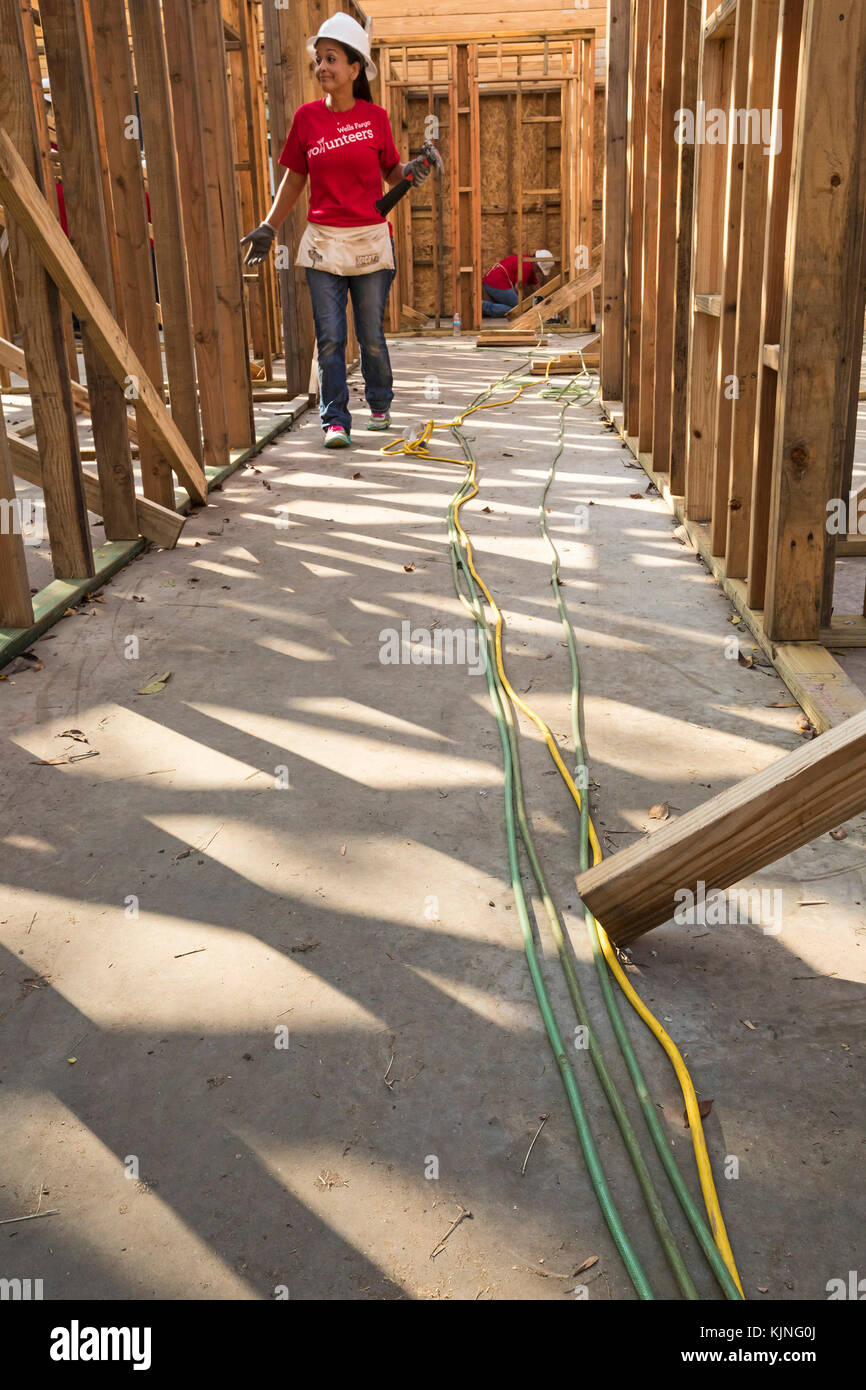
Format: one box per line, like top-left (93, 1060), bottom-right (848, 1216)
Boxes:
top-left (381, 370), bottom-right (745, 1297)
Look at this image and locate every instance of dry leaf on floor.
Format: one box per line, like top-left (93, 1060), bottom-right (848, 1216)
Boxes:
top-left (403, 563), bottom-right (416, 573)
top-left (574, 1255), bottom-right (598, 1276)
top-left (138, 672), bottom-right (171, 695)
top-left (684, 1099), bottom-right (714, 1128)
top-left (352, 472), bottom-right (362, 479)
top-left (830, 827), bottom-right (848, 841)
top-left (629, 492), bottom-right (643, 499)
top-left (737, 651), bottom-right (754, 668)
top-left (59, 730), bottom-right (88, 742)
top-left (649, 802), bottom-right (670, 820)
top-left (482, 506), bottom-right (492, 513)
top-left (743, 1020), bottom-right (756, 1030)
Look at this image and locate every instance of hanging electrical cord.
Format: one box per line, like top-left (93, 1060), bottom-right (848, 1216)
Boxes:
top-left (383, 354), bottom-right (743, 1299)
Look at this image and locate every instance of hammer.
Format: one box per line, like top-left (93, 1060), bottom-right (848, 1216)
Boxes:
top-left (375, 139), bottom-right (444, 217)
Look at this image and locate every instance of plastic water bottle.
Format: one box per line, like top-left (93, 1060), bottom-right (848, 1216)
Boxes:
top-left (453, 312), bottom-right (462, 337)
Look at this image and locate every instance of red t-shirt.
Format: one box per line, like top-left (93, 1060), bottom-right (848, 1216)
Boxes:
top-left (484, 255), bottom-right (541, 291)
top-left (279, 98), bottom-right (402, 228)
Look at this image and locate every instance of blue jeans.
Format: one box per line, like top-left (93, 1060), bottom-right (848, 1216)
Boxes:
top-left (481, 283), bottom-right (519, 317)
top-left (306, 265), bottom-right (395, 431)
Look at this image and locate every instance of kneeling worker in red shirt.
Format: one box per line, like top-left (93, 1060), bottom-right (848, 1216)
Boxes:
top-left (482, 250), bottom-right (555, 317)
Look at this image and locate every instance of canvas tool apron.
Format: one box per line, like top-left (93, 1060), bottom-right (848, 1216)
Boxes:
top-left (297, 221), bottom-right (395, 276)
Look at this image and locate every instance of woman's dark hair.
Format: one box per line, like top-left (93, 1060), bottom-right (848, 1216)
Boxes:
top-left (338, 43), bottom-right (373, 103)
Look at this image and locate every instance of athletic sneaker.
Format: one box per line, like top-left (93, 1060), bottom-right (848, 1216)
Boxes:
top-left (323, 425), bottom-right (350, 448)
top-left (367, 412), bottom-right (391, 431)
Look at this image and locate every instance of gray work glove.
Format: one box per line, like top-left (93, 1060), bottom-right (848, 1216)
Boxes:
top-left (403, 155), bottom-right (432, 186)
top-left (240, 223), bottom-right (276, 265)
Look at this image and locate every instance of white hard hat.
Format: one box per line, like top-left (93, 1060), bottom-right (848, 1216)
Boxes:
top-left (308, 14), bottom-right (377, 80)
top-left (535, 249), bottom-right (555, 276)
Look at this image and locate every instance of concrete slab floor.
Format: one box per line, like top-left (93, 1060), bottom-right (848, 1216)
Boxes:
top-left (1, 335), bottom-right (863, 1302)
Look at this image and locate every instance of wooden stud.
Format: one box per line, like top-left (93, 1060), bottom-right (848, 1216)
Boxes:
top-left (763, 0), bottom-right (866, 640)
top-left (624, 0), bottom-right (649, 436)
top-left (709, 0), bottom-right (753, 556)
top-left (0, 0), bottom-right (92, 580)
top-left (17, 0), bottom-right (80, 384)
top-left (126, 0), bottom-right (204, 467)
top-left (638, 0), bottom-right (663, 453)
top-left (725, 0), bottom-right (782, 577)
top-left (649, 0), bottom-right (685, 472)
top-left (39, 0), bottom-right (138, 541)
top-left (669, 0), bottom-right (702, 495)
top-left (683, 27), bottom-right (731, 522)
top-left (87, 0), bottom-right (173, 510)
top-left (456, 44), bottom-right (474, 328)
top-left (162, 0), bottom-right (230, 474)
top-left (745, 0), bottom-right (803, 609)
top-left (236, 0), bottom-right (279, 375)
top-left (469, 44), bottom-right (483, 331)
top-left (190, 0), bottom-right (254, 445)
top-left (600, 0), bottom-right (630, 399)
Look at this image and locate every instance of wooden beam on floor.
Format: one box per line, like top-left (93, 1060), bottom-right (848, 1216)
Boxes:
top-left (576, 706), bottom-right (866, 947)
top-left (0, 125), bottom-right (208, 504)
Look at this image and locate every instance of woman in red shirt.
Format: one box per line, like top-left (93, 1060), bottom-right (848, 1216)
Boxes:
top-left (241, 15), bottom-right (429, 448)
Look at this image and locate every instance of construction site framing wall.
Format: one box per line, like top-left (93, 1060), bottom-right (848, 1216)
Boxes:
top-left (375, 35), bottom-right (597, 332)
top-left (0, 0), bottom-right (330, 656)
top-left (601, 0), bottom-right (866, 730)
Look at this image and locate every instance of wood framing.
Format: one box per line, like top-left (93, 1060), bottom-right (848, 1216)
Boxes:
top-left (379, 34), bottom-right (595, 328)
top-left (577, 707), bottom-right (866, 947)
top-left (39, 0), bottom-right (138, 542)
top-left (0, 0), bottom-right (92, 580)
top-left (0, 125), bottom-right (207, 503)
top-left (603, 0), bottom-right (866, 671)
